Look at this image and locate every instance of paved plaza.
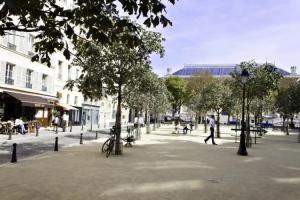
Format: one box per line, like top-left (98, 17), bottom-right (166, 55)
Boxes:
top-left (0, 125), bottom-right (299, 200)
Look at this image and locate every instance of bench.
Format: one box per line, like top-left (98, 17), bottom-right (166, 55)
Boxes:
top-left (231, 128), bottom-right (265, 144)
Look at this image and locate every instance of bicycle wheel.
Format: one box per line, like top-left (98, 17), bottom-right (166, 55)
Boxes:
top-left (106, 140), bottom-right (114, 158)
top-left (102, 138), bottom-right (111, 153)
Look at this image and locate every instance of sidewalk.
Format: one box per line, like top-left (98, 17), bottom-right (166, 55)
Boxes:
top-left (0, 125), bottom-right (299, 200)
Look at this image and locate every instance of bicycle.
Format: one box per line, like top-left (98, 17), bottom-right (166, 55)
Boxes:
top-left (101, 133), bottom-right (135, 157)
top-left (102, 134), bottom-right (116, 157)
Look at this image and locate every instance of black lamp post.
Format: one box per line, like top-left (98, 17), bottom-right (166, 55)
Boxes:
top-left (237, 69), bottom-right (249, 156)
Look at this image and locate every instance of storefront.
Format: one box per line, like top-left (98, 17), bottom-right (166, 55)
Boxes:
top-left (82, 104), bottom-right (100, 130)
top-left (0, 91), bottom-right (56, 127)
top-left (54, 102), bottom-right (79, 126)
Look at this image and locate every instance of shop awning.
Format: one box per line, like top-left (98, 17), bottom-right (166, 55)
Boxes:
top-left (56, 103), bottom-right (78, 110)
top-left (5, 91), bottom-right (55, 108)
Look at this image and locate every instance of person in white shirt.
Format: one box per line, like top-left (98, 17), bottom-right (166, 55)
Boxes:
top-left (15, 118), bottom-right (26, 135)
top-left (204, 115), bottom-right (217, 145)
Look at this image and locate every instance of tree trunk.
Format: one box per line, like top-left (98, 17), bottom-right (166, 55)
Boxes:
top-left (204, 114), bottom-right (207, 133)
top-left (157, 113), bottom-right (161, 128)
top-left (227, 114), bottom-right (230, 125)
top-left (137, 111), bottom-right (141, 140)
top-left (298, 127), bottom-right (300, 143)
top-left (115, 85), bottom-right (123, 155)
top-left (195, 112), bottom-right (199, 130)
top-left (246, 99), bottom-right (251, 147)
top-left (217, 112), bottom-right (220, 138)
top-left (282, 117), bottom-right (286, 133)
top-left (146, 109), bottom-right (151, 134)
top-left (286, 117), bottom-right (289, 135)
top-left (152, 113), bottom-right (156, 131)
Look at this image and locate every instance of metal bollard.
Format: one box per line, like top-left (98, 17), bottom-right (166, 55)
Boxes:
top-left (54, 137), bottom-right (58, 151)
top-left (95, 131), bottom-right (98, 139)
top-left (11, 143), bottom-right (17, 163)
top-left (80, 133), bottom-right (83, 144)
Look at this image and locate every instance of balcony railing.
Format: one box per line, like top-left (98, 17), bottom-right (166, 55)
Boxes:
top-left (7, 42), bottom-right (16, 51)
top-left (26, 82), bottom-right (32, 89)
top-left (42, 86), bottom-right (47, 92)
top-left (5, 77), bottom-right (14, 85)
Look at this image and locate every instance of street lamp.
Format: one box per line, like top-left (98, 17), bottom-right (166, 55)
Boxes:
top-left (237, 69), bottom-right (249, 156)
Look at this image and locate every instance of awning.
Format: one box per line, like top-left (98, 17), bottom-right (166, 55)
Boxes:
top-left (5, 91), bottom-right (55, 108)
top-left (56, 103), bottom-right (78, 110)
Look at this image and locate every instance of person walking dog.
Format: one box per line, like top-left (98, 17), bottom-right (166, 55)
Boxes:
top-left (204, 115), bottom-right (217, 145)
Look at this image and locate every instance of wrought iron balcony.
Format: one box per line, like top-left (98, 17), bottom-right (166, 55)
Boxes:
top-left (26, 82), bottom-right (32, 89)
top-left (42, 86), bottom-right (47, 92)
top-left (7, 42), bottom-right (16, 50)
top-left (5, 77), bottom-right (14, 85)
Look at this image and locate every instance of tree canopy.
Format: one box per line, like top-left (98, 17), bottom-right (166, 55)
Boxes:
top-left (65, 27), bottom-right (164, 154)
top-left (165, 76), bottom-right (187, 116)
top-left (0, 0), bottom-right (176, 66)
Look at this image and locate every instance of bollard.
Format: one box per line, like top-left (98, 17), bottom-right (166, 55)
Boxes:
top-left (95, 131), bottom-right (98, 139)
top-left (11, 143), bottom-right (17, 163)
top-left (54, 137), bottom-right (58, 151)
top-left (8, 129), bottom-right (12, 140)
top-left (80, 133), bottom-right (83, 144)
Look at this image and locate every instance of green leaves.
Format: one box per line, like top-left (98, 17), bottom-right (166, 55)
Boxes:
top-left (0, 0), bottom-right (176, 66)
top-left (165, 76), bottom-right (187, 115)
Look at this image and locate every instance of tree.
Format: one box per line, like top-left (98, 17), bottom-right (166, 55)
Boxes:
top-left (0, 0), bottom-right (176, 66)
top-left (275, 82), bottom-right (300, 136)
top-left (66, 28), bottom-right (164, 155)
top-left (124, 72), bottom-right (171, 133)
top-left (201, 79), bottom-right (232, 138)
top-left (230, 61), bottom-right (283, 144)
top-left (186, 72), bottom-right (213, 130)
top-left (165, 76), bottom-right (187, 117)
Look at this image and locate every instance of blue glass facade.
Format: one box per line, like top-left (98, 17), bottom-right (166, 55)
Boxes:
top-left (172, 64), bottom-right (290, 77)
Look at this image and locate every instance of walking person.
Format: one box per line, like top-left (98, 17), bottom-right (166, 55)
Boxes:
top-left (204, 115), bottom-right (217, 145)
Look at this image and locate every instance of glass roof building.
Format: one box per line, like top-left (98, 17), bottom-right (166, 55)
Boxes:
top-left (170, 64), bottom-right (292, 77)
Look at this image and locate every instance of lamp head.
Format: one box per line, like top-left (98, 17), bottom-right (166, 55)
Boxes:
top-left (241, 69), bottom-right (249, 84)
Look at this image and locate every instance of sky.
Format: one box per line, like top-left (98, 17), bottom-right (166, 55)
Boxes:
top-left (149, 0), bottom-right (300, 76)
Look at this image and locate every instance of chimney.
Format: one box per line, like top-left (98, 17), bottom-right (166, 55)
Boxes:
top-left (167, 68), bottom-right (172, 76)
top-left (290, 66), bottom-right (297, 75)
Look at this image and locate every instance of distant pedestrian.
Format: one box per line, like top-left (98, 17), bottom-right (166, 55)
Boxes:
top-left (204, 115), bottom-right (217, 145)
top-left (183, 125), bottom-right (189, 134)
top-left (54, 116), bottom-right (60, 131)
top-left (189, 122), bottom-right (194, 132)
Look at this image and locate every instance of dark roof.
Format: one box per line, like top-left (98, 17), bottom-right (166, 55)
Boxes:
top-left (172, 64), bottom-right (291, 76)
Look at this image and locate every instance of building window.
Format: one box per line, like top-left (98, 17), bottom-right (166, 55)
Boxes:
top-left (28, 34), bottom-right (34, 45)
top-left (25, 69), bottom-right (33, 88)
top-left (28, 34), bottom-right (35, 56)
top-left (7, 31), bottom-right (16, 50)
top-left (76, 69), bottom-right (79, 79)
top-left (74, 96), bottom-right (78, 105)
top-left (67, 94), bottom-right (70, 104)
top-left (42, 74), bottom-right (47, 91)
top-left (68, 65), bottom-right (72, 80)
top-left (58, 60), bottom-right (63, 80)
top-left (5, 63), bottom-right (14, 85)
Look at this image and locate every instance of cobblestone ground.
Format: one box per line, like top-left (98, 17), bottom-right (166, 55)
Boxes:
top-left (0, 125), bottom-right (299, 200)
